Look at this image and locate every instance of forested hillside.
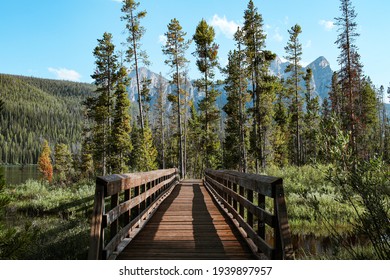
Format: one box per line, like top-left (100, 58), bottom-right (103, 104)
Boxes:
top-left (0, 74), bottom-right (94, 164)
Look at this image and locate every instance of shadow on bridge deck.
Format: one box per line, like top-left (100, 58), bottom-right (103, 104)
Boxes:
top-left (117, 179), bottom-right (255, 260)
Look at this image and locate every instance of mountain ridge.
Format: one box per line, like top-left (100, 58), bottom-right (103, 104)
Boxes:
top-left (128, 55), bottom-right (334, 108)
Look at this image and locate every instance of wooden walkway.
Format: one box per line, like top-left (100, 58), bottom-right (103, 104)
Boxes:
top-left (117, 179), bottom-right (255, 260)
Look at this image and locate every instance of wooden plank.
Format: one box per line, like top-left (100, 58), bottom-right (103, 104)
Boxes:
top-left (204, 181), bottom-right (274, 258)
top-left (104, 182), bottom-right (178, 258)
top-left (117, 180), bottom-right (254, 260)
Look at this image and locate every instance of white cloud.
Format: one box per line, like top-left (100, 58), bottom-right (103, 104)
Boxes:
top-left (273, 28), bottom-right (283, 42)
top-left (319, 20), bottom-right (335, 31)
top-left (209, 14), bottom-right (240, 39)
top-left (112, 0), bottom-right (122, 3)
top-left (48, 67), bottom-right (81, 82)
top-left (304, 40), bottom-right (312, 49)
top-left (158, 34), bottom-right (167, 45)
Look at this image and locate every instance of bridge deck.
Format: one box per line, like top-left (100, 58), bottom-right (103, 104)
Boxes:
top-left (117, 179), bottom-right (255, 260)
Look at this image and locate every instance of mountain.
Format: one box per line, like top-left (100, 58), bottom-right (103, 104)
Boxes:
top-left (128, 56), bottom-right (334, 111)
top-left (269, 56), bottom-right (333, 102)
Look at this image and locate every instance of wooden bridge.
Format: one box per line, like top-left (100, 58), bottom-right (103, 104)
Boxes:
top-left (88, 168), bottom-right (293, 260)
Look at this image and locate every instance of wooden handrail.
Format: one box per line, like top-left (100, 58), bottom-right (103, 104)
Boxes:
top-left (88, 168), bottom-right (179, 260)
top-left (204, 169), bottom-right (293, 260)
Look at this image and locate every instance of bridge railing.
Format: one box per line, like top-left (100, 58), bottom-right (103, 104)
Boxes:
top-left (88, 168), bottom-right (179, 260)
top-left (204, 169), bottom-right (293, 260)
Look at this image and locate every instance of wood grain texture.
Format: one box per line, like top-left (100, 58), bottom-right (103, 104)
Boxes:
top-left (117, 180), bottom-right (255, 260)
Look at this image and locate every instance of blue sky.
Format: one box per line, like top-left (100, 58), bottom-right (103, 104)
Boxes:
top-left (0, 0), bottom-right (389, 101)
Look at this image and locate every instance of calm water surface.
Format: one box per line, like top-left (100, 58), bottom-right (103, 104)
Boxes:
top-left (1, 165), bottom-right (39, 185)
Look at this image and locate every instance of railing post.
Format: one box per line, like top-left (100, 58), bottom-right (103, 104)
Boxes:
top-left (88, 182), bottom-right (105, 260)
top-left (273, 181), bottom-right (293, 260)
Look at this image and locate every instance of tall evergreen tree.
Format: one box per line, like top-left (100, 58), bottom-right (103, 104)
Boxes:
top-left (121, 0), bottom-right (149, 132)
top-left (223, 50), bottom-right (245, 170)
top-left (243, 0), bottom-right (275, 172)
top-left (140, 77), bottom-right (152, 123)
top-left (273, 84), bottom-right (289, 167)
top-left (187, 102), bottom-right (203, 178)
top-left (153, 73), bottom-right (167, 169)
top-left (90, 32), bottom-right (118, 176)
top-left (54, 143), bottom-right (73, 185)
top-left (130, 124), bottom-right (158, 172)
top-left (303, 68), bottom-right (320, 163)
top-left (284, 24), bottom-right (305, 166)
top-left (162, 18), bottom-right (191, 178)
top-left (357, 77), bottom-right (380, 158)
top-left (223, 28), bottom-right (249, 172)
top-left (193, 19), bottom-right (221, 170)
top-left (335, 0), bottom-right (363, 152)
top-left (328, 71), bottom-right (344, 124)
top-left (111, 66), bottom-right (132, 174)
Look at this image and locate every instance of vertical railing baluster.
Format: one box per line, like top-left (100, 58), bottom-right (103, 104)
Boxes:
top-left (247, 189), bottom-right (253, 228)
top-left (124, 189), bottom-right (130, 230)
top-left (258, 192), bottom-right (265, 240)
top-left (110, 193), bottom-right (119, 240)
top-left (232, 182), bottom-right (238, 211)
top-left (239, 184), bottom-right (245, 218)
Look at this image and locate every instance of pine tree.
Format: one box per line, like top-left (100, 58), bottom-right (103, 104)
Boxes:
top-left (130, 124), bottom-right (158, 172)
top-left (303, 68), bottom-right (320, 163)
top-left (223, 36), bottom-right (249, 171)
top-left (193, 19), bottom-right (221, 170)
top-left (38, 139), bottom-right (53, 183)
top-left (54, 143), bottom-right (73, 185)
top-left (111, 66), bottom-right (132, 174)
top-left (335, 0), bottom-right (363, 152)
top-left (80, 139), bottom-right (94, 179)
top-left (329, 71), bottom-right (343, 119)
top-left (243, 0), bottom-right (275, 172)
top-left (90, 32), bottom-right (118, 176)
top-left (318, 98), bottom-right (335, 163)
top-left (140, 77), bottom-right (152, 124)
top-left (187, 102), bottom-right (203, 178)
top-left (273, 84), bottom-right (289, 167)
top-left (153, 73), bottom-right (167, 169)
top-left (357, 78), bottom-right (380, 158)
top-left (223, 50), bottom-right (243, 170)
top-left (162, 18), bottom-right (191, 178)
top-left (121, 0), bottom-right (149, 132)
top-left (284, 24), bottom-right (305, 166)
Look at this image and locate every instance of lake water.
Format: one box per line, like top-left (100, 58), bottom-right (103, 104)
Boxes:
top-left (1, 165), bottom-right (40, 185)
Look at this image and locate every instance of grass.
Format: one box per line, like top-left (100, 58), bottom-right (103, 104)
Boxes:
top-left (265, 164), bottom-right (359, 238)
top-left (1, 179), bottom-right (94, 260)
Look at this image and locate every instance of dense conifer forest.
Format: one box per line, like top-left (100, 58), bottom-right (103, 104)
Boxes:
top-left (0, 74), bottom-right (94, 164)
